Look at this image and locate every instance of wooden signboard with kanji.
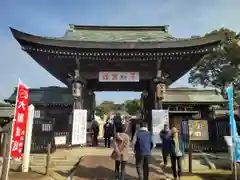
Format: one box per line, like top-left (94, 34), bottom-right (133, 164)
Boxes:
top-left (188, 120), bottom-right (209, 140)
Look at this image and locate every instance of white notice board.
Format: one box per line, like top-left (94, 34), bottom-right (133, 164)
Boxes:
top-left (71, 109), bottom-right (87, 145)
top-left (152, 109), bottom-right (169, 144)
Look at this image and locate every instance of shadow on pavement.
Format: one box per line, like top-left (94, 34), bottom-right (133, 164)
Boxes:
top-left (56, 170), bottom-right (69, 177)
top-left (126, 156), bottom-right (165, 176)
top-left (193, 172), bottom-right (233, 180)
top-left (74, 165), bottom-right (135, 180)
top-left (159, 164), bottom-right (233, 180)
top-left (151, 155), bottom-right (233, 180)
top-left (74, 155), bottom-right (168, 180)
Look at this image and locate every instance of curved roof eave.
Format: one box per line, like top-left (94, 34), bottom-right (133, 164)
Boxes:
top-left (10, 27), bottom-right (225, 49)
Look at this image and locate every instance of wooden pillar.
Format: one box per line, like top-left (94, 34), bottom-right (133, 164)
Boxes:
top-left (141, 92), bottom-right (147, 120)
top-left (142, 94), bottom-right (147, 122)
top-left (91, 92), bottom-right (96, 120)
top-left (147, 81), bottom-right (155, 132)
top-left (140, 93), bottom-right (144, 112)
top-left (201, 105), bottom-right (211, 119)
top-left (87, 91), bottom-right (96, 120)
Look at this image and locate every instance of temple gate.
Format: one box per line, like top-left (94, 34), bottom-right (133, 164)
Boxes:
top-left (5, 24), bottom-right (229, 152)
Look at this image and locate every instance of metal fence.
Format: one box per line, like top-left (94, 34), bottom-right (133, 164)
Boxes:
top-left (31, 118), bottom-right (56, 153)
top-left (31, 107), bottom-right (72, 153)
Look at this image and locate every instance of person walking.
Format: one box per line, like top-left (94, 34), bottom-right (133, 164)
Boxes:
top-left (104, 119), bottom-right (114, 148)
top-left (134, 122), bottom-right (153, 180)
top-left (113, 113), bottom-right (123, 136)
top-left (160, 124), bottom-right (171, 167)
top-left (111, 124), bottom-right (130, 180)
top-left (131, 120), bottom-right (136, 141)
top-left (91, 118), bottom-right (100, 146)
top-left (170, 127), bottom-right (184, 180)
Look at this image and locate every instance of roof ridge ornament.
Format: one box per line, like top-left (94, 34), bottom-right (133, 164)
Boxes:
top-left (69, 24), bottom-right (75, 32)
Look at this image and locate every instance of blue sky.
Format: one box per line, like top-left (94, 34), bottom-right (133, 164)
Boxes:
top-left (0, 0), bottom-right (240, 104)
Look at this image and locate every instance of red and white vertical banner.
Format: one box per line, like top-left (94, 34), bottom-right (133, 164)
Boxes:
top-left (11, 81), bottom-right (29, 159)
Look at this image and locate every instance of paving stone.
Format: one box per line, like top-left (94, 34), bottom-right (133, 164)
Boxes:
top-left (5, 147), bottom-right (234, 180)
top-left (73, 155), bottom-right (167, 180)
top-left (8, 171), bottom-right (54, 180)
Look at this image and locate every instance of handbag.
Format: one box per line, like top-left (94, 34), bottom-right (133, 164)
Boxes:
top-left (110, 150), bottom-right (119, 160)
top-left (110, 137), bottom-right (125, 160)
top-left (176, 150), bottom-right (183, 157)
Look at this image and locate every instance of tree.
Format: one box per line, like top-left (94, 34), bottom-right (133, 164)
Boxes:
top-left (95, 101), bottom-right (116, 117)
top-left (124, 99), bottom-right (141, 115)
top-left (95, 106), bottom-right (105, 118)
top-left (113, 103), bottom-right (125, 111)
top-left (189, 28), bottom-right (240, 95)
top-left (100, 101), bottom-right (115, 113)
top-left (95, 99), bottom-right (141, 117)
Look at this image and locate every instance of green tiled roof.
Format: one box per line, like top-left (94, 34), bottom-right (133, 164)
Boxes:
top-left (61, 24), bottom-right (174, 42)
top-left (163, 88), bottom-right (226, 104)
top-left (0, 103), bottom-right (14, 118)
top-left (5, 87), bottom-right (226, 106)
top-left (5, 87), bottom-right (72, 105)
top-left (0, 107), bottom-right (14, 118)
top-left (0, 102), bottom-right (11, 107)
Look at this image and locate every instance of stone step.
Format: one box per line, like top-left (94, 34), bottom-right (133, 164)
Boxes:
top-left (30, 166), bottom-right (73, 171)
top-left (31, 161), bottom-right (77, 166)
top-left (32, 155), bottom-right (80, 160)
top-left (12, 160), bottom-right (77, 166)
top-left (11, 160), bottom-right (78, 169)
top-left (30, 158), bottom-right (79, 162)
top-left (32, 156), bottom-right (68, 160)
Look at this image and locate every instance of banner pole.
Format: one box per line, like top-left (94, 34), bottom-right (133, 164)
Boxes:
top-left (227, 86), bottom-right (238, 180)
top-left (233, 136), bottom-right (237, 180)
top-left (22, 105), bottom-right (34, 172)
top-left (234, 161), bottom-right (237, 180)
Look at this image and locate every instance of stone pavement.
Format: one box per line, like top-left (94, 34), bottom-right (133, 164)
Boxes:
top-left (7, 146), bottom-right (231, 180)
top-left (73, 155), bottom-right (167, 180)
top-left (70, 147), bottom-right (211, 180)
top-left (8, 171), bottom-right (55, 180)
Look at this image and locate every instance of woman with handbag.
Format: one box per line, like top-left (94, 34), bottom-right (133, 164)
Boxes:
top-left (111, 125), bottom-right (130, 180)
top-left (170, 127), bottom-right (183, 180)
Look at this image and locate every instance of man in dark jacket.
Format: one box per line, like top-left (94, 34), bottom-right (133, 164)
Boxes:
top-left (160, 124), bottom-right (171, 167)
top-left (103, 119), bottom-right (113, 148)
top-left (113, 113), bottom-right (122, 135)
top-left (134, 122), bottom-right (153, 180)
top-left (91, 119), bottom-right (99, 146)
